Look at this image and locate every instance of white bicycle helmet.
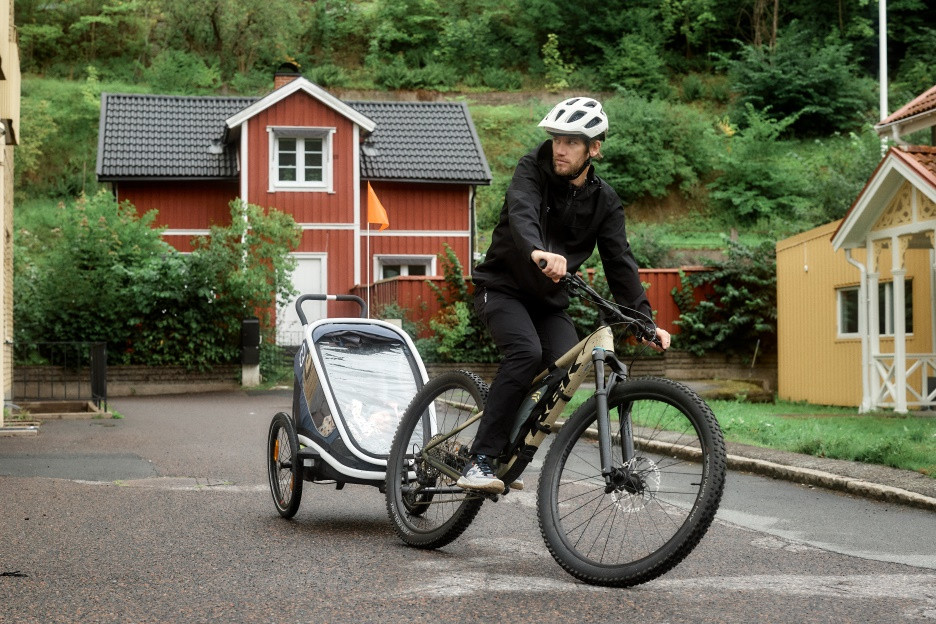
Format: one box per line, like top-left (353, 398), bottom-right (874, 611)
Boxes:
top-left (538, 97), bottom-right (608, 139)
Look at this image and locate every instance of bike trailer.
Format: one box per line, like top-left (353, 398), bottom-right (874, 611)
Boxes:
top-left (290, 294), bottom-right (429, 485)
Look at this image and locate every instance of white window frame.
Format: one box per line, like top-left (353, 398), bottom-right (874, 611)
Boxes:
top-left (836, 280), bottom-right (913, 338)
top-left (375, 254), bottom-right (436, 281)
top-left (837, 286), bottom-right (860, 337)
top-left (268, 126), bottom-right (335, 193)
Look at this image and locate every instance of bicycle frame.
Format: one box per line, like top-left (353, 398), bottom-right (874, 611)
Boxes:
top-left (418, 322), bottom-right (634, 492)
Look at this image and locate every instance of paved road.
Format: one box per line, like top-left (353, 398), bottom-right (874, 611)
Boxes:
top-left (1, 391), bottom-right (934, 623)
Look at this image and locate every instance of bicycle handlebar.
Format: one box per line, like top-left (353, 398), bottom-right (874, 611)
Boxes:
top-left (536, 259), bottom-right (659, 345)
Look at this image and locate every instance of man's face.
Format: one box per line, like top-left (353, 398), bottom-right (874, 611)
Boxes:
top-left (551, 136), bottom-right (596, 177)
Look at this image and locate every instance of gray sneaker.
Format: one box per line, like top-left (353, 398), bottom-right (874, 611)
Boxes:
top-left (456, 454), bottom-right (505, 493)
top-left (509, 478), bottom-right (524, 491)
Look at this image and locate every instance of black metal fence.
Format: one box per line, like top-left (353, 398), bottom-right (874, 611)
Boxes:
top-left (13, 342), bottom-right (107, 410)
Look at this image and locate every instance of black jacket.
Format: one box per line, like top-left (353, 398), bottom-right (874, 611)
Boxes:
top-left (473, 140), bottom-right (651, 316)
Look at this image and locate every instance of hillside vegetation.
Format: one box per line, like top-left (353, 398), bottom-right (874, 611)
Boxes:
top-left (11, 0), bottom-right (936, 363)
top-left (15, 0), bottom-right (936, 253)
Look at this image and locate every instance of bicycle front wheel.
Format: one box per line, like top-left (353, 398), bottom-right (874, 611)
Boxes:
top-left (538, 377), bottom-right (726, 587)
top-left (385, 370), bottom-right (488, 549)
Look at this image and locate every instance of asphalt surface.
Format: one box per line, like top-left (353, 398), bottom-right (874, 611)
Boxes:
top-left (1, 389), bottom-right (934, 623)
top-left (3, 384), bottom-right (934, 511)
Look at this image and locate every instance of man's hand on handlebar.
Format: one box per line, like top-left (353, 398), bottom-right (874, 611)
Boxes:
top-left (647, 326), bottom-right (671, 352)
top-left (532, 250), bottom-right (566, 283)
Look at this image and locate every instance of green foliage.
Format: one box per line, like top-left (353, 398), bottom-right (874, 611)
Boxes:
top-left (541, 34), bottom-right (573, 91)
top-left (709, 399), bottom-right (936, 475)
top-left (142, 50), bottom-right (221, 93)
top-left (376, 303), bottom-right (424, 340)
top-left (626, 223), bottom-right (675, 268)
top-left (15, 73), bottom-right (115, 198)
top-left (672, 238), bottom-right (777, 356)
top-left (469, 104), bottom-right (546, 232)
top-left (598, 33), bottom-right (671, 97)
top-left (417, 245), bottom-right (498, 363)
top-left (707, 105), bottom-right (814, 227)
top-left (725, 24), bottom-right (876, 136)
top-left (14, 193), bottom-right (300, 369)
top-left (598, 95), bottom-right (718, 203)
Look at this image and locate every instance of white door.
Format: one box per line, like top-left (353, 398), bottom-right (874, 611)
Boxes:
top-left (277, 254), bottom-right (327, 346)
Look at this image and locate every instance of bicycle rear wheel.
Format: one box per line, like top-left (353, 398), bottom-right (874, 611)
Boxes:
top-left (537, 377), bottom-right (726, 587)
top-left (385, 371), bottom-right (488, 549)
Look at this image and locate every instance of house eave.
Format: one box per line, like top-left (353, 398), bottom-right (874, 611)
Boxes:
top-left (100, 175), bottom-right (239, 183)
top-left (364, 176), bottom-right (492, 186)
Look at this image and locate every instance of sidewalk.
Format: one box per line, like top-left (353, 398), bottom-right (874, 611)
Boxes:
top-left (683, 380), bottom-right (936, 512)
top-left (723, 440), bottom-right (936, 512)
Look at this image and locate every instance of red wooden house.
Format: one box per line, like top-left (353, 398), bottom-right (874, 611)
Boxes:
top-left (96, 69), bottom-right (492, 343)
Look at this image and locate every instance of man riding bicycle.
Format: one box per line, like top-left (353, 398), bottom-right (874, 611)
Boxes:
top-left (459, 96), bottom-right (672, 493)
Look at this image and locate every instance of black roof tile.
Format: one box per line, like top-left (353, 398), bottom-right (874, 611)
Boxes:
top-left (97, 92), bottom-right (491, 185)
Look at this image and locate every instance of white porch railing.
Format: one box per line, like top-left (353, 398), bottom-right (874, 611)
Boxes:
top-left (872, 353), bottom-right (936, 408)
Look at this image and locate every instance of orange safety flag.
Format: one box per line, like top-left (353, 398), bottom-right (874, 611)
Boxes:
top-left (367, 182), bottom-right (389, 231)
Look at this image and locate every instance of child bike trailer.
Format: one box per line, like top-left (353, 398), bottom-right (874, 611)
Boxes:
top-left (266, 293), bottom-right (429, 517)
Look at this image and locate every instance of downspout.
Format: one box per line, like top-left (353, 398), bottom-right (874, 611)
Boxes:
top-left (846, 249), bottom-right (872, 412)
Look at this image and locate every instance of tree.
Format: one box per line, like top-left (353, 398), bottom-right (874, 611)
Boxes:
top-left (725, 23), bottom-right (876, 135)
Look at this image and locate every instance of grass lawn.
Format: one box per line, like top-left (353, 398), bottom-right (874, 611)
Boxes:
top-left (563, 393), bottom-right (936, 477)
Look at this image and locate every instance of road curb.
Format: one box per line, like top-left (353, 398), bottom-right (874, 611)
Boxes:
top-left (727, 453), bottom-right (936, 513)
top-left (570, 422), bottom-right (936, 512)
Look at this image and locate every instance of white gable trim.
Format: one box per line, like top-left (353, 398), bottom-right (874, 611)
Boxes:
top-left (832, 152), bottom-right (936, 250)
top-left (224, 77), bottom-right (375, 133)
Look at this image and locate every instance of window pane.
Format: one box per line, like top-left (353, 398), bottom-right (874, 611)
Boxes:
top-left (840, 289), bottom-right (858, 334)
top-left (383, 265), bottom-right (402, 279)
top-left (277, 138), bottom-right (297, 183)
top-left (304, 166), bottom-right (323, 182)
top-left (408, 264), bottom-right (427, 276)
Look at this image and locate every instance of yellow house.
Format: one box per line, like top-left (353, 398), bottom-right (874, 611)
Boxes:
top-left (0, 0), bottom-right (20, 427)
top-left (779, 84), bottom-right (936, 412)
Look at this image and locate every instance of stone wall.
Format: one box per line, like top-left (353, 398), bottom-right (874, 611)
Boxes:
top-left (427, 351), bottom-right (777, 391)
top-left (14, 364), bottom-right (242, 399)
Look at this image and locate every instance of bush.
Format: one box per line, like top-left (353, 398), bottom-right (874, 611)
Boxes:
top-left (672, 238), bottom-right (776, 356)
top-left (14, 193), bottom-right (300, 369)
top-left (416, 245), bottom-right (498, 363)
top-left (599, 95), bottom-right (718, 203)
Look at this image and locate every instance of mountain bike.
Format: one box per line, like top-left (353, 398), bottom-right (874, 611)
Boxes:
top-left (384, 272), bottom-right (727, 587)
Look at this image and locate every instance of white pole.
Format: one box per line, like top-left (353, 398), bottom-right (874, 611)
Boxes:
top-left (366, 224), bottom-right (372, 318)
top-left (879, 0), bottom-right (888, 122)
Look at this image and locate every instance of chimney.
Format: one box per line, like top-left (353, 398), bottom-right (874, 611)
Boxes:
top-left (274, 61), bottom-right (302, 89)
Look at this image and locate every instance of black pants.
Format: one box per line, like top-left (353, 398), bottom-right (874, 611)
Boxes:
top-left (471, 287), bottom-right (578, 457)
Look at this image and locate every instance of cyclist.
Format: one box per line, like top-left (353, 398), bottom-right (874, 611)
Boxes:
top-left (459, 96), bottom-right (672, 493)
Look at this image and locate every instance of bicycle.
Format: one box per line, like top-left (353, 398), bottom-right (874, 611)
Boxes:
top-left (384, 271), bottom-right (727, 587)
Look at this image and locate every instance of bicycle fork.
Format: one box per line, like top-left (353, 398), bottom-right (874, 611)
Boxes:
top-left (592, 348), bottom-right (641, 495)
